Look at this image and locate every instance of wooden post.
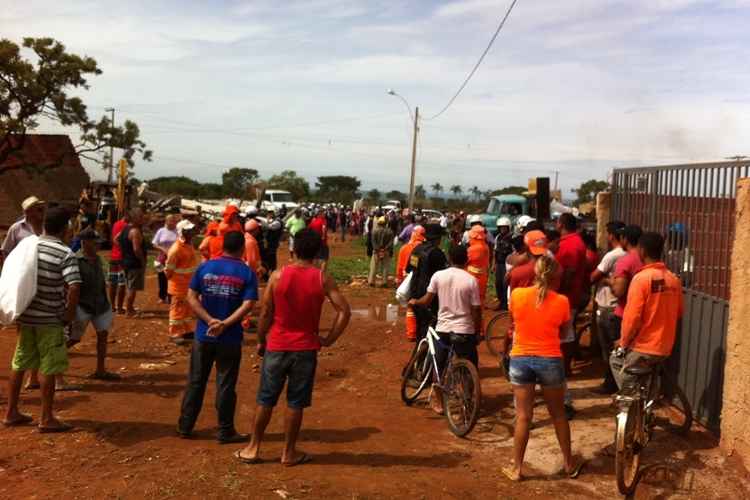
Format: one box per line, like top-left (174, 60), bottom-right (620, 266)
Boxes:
top-left (596, 191), bottom-right (612, 251)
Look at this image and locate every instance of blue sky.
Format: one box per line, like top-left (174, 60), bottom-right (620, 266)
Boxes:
top-left (4, 0), bottom-right (750, 197)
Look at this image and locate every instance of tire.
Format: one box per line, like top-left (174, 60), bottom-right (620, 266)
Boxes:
top-left (615, 403), bottom-right (642, 496)
top-left (443, 359), bottom-right (482, 438)
top-left (485, 311), bottom-right (510, 357)
top-left (669, 384), bottom-right (693, 436)
top-left (401, 341), bottom-right (431, 405)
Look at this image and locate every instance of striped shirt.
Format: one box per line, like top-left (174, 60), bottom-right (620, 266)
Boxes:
top-left (18, 236), bottom-right (82, 326)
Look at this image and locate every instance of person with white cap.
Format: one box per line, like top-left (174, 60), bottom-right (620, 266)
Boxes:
top-left (1, 196), bottom-right (46, 266)
top-left (461, 215), bottom-right (495, 247)
top-left (493, 217), bottom-right (514, 311)
top-left (165, 219), bottom-right (199, 345)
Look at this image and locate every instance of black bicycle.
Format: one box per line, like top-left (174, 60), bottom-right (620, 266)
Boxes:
top-left (401, 326), bottom-right (482, 437)
top-left (614, 360), bottom-right (693, 495)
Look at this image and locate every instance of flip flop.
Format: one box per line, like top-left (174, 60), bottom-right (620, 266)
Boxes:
top-left (3, 414), bottom-right (33, 427)
top-left (24, 383), bottom-right (40, 391)
top-left (565, 460), bottom-right (586, 479)
top-left (234, 450), bottom-right (262, 465)
top-left (282, 453), bottom-right (311, 467)
top-left (56, 383), bottom-right (83, 392)
top-left (38, 422), bottom-right (73, 433)
top-left (501, 465), bottom-right (523, 482)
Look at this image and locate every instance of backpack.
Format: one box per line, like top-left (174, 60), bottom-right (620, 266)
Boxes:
top-left (0, 235), bottom-right (39, 325)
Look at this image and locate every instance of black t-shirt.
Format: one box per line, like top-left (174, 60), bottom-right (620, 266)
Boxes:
top-left (407, 241), bottom-right (448, 315)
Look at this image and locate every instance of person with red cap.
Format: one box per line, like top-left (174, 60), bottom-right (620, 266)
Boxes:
top-left (209, 206), bottom-right (243, 260)
top-left (199, 219), bottom-right (220, 262)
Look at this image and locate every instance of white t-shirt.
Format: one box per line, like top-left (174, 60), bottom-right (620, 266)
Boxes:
top-left (595, 246), bottom-right (626, 307)
top-left (427, 267), bottom-right (481, 334)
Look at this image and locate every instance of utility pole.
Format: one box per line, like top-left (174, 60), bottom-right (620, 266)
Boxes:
top-left (106, 107), bottom-right (115, 184)
top-left (408, 106), bottom-right (419, 211)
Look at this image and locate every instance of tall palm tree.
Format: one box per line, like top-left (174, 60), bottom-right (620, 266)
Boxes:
top-left (450, 185), bottom-right (463, 198)
top-left (470, 185), bottom-right (481, 201)
top-left (431, 182), bottom-right (443, 197)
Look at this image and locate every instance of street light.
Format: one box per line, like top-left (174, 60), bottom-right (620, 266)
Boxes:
top-left (387, 89), bottom-right (419, 211)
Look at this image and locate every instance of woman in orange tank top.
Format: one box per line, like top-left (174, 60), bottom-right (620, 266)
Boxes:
top-left (503, 256), bottom-right (583, 481)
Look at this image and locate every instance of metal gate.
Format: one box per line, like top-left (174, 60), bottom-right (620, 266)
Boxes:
top-left (611, 160), bottom-right (750, 432)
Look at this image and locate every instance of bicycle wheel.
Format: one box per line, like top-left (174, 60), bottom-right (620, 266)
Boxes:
top-left (485, 311), bottom-right (510, 357)
top-left (443, 359), bottom-right (482, 438)
top-left (615, 402), bottom-right (642, 495)
top-left (401, 341), bottom-right (431, 405)
top-left (667, 383), bottom-right (693, 436)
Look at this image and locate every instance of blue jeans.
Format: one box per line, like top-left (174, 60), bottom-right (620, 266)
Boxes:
top-left (509, 356), bottom-right (565, 388)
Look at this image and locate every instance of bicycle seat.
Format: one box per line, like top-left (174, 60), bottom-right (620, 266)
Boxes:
top-left (624, 364), bottom-right (654, 376)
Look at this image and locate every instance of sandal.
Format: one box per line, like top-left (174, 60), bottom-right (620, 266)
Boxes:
top-left (501, 465), bottom-right (523, 482)
top-left (234, 449), bottom-right (262, 464)
top-left (56, 383), bottom-right (83, 392)
top-left (282, 453), bottom-right (311, 467)
top-left (565, 460), bottom-right (586, 479)
top-left (3, 413), bottom-right (33, 427)
top-left (38, 421), bottom-right (73, 433)
top-left (24, 383), bottom-right (40, 391)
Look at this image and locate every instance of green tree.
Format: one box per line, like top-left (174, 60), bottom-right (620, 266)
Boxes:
top-left (573, 179), bottom-right (610, 205)
top-left (267, 170), bottom-right (310, 200)
top-left (316, 175), bottom-right (361, 203)
top-left (450, 185), bottom-right (463, 197)
top-left (414, 184), bottom-right (427, 200)
top-left (470, 185), bottom-right (482, 201)
top-left (490, 185), bottom-right (527, 196)
top-left (0, 37), bottom-right (152, 173)
top-left (431, 182), bottom-right (443, 197)
top-left (385, 190), bottom-right (406, 204)
top-left (367, 188), bottom-right (382, 203)
top-left (222, 167), bottom-right (259, 199)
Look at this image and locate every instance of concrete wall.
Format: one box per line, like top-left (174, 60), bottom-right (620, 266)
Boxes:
top-left (596, 191), bottom-right (611, 251)
top-left (721, 178), bottom-right (750, 471)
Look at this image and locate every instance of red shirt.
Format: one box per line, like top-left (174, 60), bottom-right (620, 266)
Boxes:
top-left (509, 258), bottom-right (563, 291)
top-left (110, 219), bottom-right (127, 261)
top-left (555, 232), bottom-right (587, 310)
top-left (308, 216), bottom-right (328, 245)
top-left (267, 266), bottom-right (326, 351)
top-left (613, 250), bottom-right (644, 318)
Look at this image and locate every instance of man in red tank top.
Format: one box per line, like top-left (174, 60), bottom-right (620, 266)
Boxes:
top-left (236, 228), bottom-right (351, 466)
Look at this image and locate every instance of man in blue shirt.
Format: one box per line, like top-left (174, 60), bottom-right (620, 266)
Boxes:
top-left (177, 231), bottom-right (258, 444)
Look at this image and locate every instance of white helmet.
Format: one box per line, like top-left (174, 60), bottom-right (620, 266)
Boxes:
top-left (516, 215), bottom-right (535, 231)
top-left (496, 216), bottom-right (512, 227)
top-left (468, 214), bottom-right (482, 225)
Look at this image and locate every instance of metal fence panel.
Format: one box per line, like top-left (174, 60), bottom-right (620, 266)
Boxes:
top-left (611, 160), bottom-right (745, 432)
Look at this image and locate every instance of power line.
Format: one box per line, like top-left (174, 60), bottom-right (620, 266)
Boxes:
top-left (425, 0), bottom-right (519, 121)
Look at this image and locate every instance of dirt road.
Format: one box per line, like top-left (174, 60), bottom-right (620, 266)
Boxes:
top-left (1, 240), bottom-right (747, 499)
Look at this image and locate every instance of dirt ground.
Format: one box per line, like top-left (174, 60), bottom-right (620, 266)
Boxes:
top-left (1, 239), bottom-right (748, 499)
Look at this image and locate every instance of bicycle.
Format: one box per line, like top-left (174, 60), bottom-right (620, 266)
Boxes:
top-left (400, 326), bottom-right (482, 437)
top-left (613, 359), bottom-right (693, 495)
top-left (484, 311), bottom-right (511, 379)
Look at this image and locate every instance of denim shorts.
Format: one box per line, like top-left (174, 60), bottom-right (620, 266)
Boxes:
top-left (509, 356), bottom-right (565, 388)
top-left (257, 350), bottom-right (318, 409)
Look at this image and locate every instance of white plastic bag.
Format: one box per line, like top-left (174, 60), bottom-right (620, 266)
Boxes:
top-left (0, 235), bottom-right (39, 325)
top-left (395, 271), bottom-right (413, 305)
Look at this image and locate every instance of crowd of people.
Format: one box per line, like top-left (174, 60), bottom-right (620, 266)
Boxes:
top-left (1, 194), bottom-right (684, 479)
top-left (397, 212), bottom-right (683, 481)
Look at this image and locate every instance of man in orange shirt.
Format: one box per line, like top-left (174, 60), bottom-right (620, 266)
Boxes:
top-left (610, 232), bottom-right (683, 391)
top-left (466, 225), bottom-right (490, 305)
top-left (166, 220), bottom-right (199, 345)
top-left (397, 225), bottom-right (424, 341)
top-left (244, 219), bottom-right (263, 276)
top-left (209, 206), bottom-right (242, 260)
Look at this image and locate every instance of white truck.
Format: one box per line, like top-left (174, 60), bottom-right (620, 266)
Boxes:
top-left (255, 189), bottom-right (298, 213)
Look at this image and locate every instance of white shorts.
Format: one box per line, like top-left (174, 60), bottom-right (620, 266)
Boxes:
top-left (70, 307), bottom-right (114, 341)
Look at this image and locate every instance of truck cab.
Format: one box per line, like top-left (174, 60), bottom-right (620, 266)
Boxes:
top-left (469, 194), bottom-right (529, 233)
top-left (260, 190), bottom-right (298, 212)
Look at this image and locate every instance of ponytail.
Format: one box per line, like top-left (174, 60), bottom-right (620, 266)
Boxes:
top-left (533, 255), bottom-right (558, 308)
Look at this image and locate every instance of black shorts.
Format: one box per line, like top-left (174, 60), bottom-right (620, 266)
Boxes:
top-left (435, 333), bottom-right (479, 373)
top-left (317, 244), bottom-right (330, 261)
top-left (257, 350), bottom-right (318, 409)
